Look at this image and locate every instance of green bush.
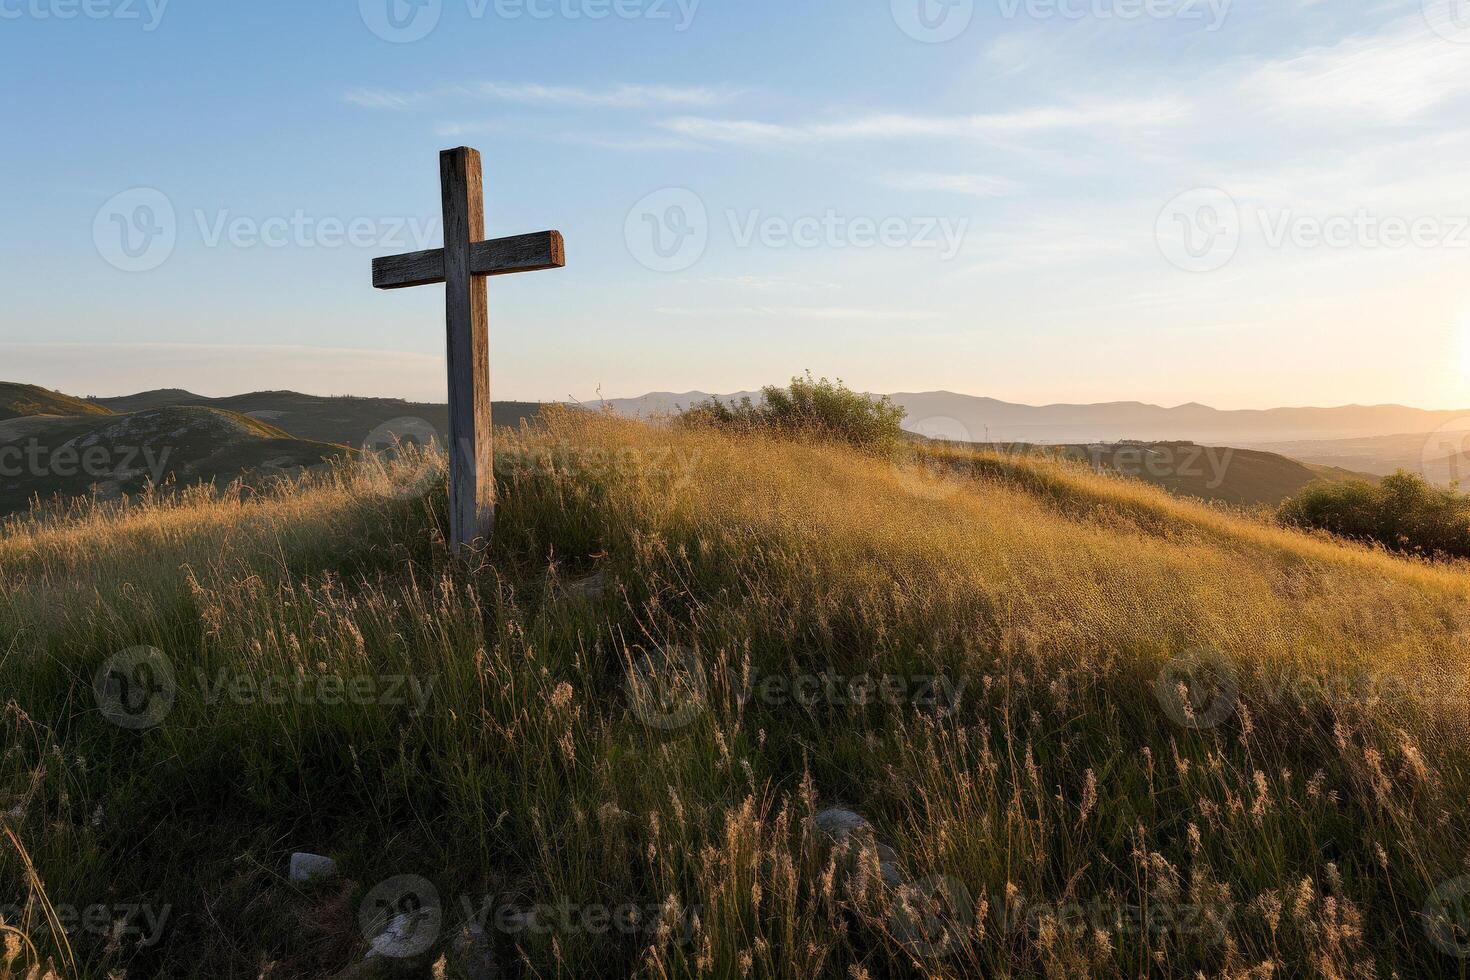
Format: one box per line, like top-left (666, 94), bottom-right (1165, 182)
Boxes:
top-left (1279, 470), bottom-right (1470, 559)
top-left (679, 373), bottom-right (907, 455)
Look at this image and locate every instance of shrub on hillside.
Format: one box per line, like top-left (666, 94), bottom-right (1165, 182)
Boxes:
top-left (1279, 470), bottom-right (1470, 559)
top-left (679, 373), bottom-right (906, 454)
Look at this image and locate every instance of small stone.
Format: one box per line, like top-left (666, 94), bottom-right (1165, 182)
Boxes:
top-left (564, 569), bottom-right (606, 601)
top-left (815, 807), bottom-right (873, 843)
top-left (816, 808), bottom-right (907, 888)
top-left (289, 852), bottom-right (338, 885)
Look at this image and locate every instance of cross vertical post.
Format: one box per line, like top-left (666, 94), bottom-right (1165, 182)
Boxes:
top-left (440, 147), bottom-right (495, 553)
top-left (371, 147), bottom-right (566, 556)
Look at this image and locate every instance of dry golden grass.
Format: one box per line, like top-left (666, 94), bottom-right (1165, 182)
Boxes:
top-left (2, 408), bottom-right (1469, 978)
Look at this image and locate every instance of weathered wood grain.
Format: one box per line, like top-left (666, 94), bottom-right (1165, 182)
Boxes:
top-left (372, 231), bottom-right (565, 289)
top-left (440, 146), bottom-right (496, 554)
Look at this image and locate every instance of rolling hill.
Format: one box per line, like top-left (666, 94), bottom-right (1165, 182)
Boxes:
top-left (0, 381), bottom-right (113, 420)
top-left (0, 406), bottom-right (351, 516)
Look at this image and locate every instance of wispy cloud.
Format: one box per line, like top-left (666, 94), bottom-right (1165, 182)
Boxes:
top-left (883, 172), bottom-right (1019, 197)
top-left (1239, 11), bottom-right (1470, 124)
top-left (658, 99), bottom-right (1189, 145)
top-left (346, 82), bottom-right (743, 111)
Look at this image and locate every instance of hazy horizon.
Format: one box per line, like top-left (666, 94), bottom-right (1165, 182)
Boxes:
top-left (18, 370), bottom-right (1470, 417)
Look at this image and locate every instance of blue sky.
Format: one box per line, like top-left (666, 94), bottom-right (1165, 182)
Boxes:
top-left (4, 0), bottom-right (1470, 407)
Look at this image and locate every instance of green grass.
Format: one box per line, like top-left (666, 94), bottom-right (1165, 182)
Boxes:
top-left (3, 409), bottom-right (1470, 978)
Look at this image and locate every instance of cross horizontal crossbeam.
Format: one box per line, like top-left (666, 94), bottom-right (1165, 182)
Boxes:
top-left (372, 230), bottom-right (565, 290)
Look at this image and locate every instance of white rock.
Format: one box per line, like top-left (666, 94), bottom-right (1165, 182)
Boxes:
top-left (816, 808), bottom-right (906, 887)
top-left (288, 852), bottom-right (338, 884)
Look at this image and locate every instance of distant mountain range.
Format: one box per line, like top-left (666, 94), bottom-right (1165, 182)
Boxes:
top-left (593, 390), bottom-right (1470, 446)
top-left (2, 381), bottom-right (1460, 518)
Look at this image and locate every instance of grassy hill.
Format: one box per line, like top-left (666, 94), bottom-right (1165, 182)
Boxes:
top-left (0, 382), bottom-right (113, 421)
top-left (3, 413), bottom-right (1470, 977)
top-left (0, 406), bottom-right (352, 517)
top-left (0, 383), bottom-right (548, 519)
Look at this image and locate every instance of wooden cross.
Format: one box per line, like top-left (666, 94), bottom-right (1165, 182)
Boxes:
top-left (372, 147), bottom-right (565, 554)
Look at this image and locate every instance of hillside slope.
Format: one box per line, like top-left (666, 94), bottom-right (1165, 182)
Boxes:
top-left (0, 381), bottom-right (113, 420)
top-left (0, 406), bottom-right (350, 515)
top-left (3, 414), bottom-right (1469, 977)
